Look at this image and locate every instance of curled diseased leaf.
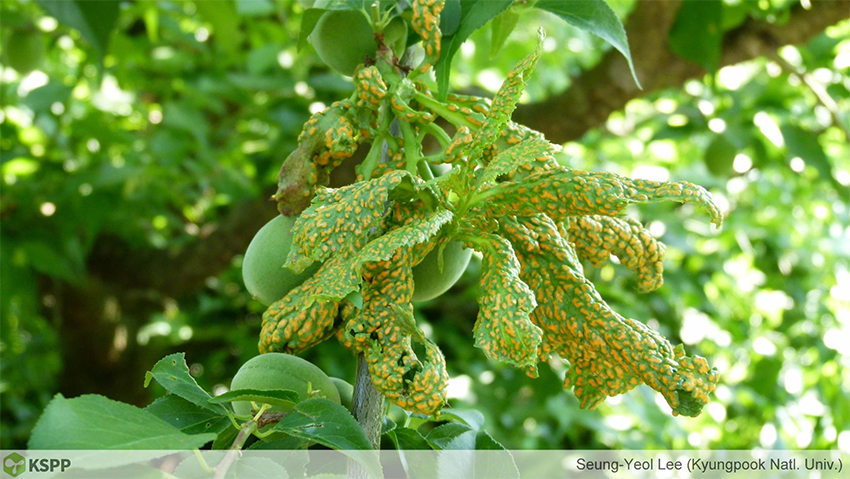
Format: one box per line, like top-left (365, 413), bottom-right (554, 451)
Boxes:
top-left (286, 170), bottom-right (418, 273)
top-left (478, 135), bottom-right (556, 186)
top-left (306, 208), bottom-right (453, 303)
top-left (502, 214), bottom-right (717, 417)
top-left (339, 250), bottom-right (448, 415)
top-left (463, 233), bottom-right (541, 370)
top-left (353, 66), bottom-right (388, 109)
top-left (568, 215), bottom-right (666, 293)
top-left (412, 0), bottom-right (447, 74)
top-left (474, 29), bottom-right (545, 151)
top-left (259, 274), bottom-right (339, 354)
top-left (274, 100), bottom-right (364, 216)
top-left (483, 167), bottom-right (723, 226)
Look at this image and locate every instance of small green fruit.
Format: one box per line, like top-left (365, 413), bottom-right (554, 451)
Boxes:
top-left (330, 377), bottom-right (354, 412)
top-left (311, 4), bottom-right (376, 76)
top-left (4, 30), bottom-right (45, 74)
top-left (242, 215), bottom-right (320, 306)
top-left (412, 240), bottom-right (473, 302)
top-left (230, 353), bottom-right (340, 418)
top-left (411, 164), bottom-right (472, 302)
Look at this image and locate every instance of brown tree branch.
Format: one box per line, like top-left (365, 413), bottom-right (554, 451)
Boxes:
top-left (87, 197), bottom-right (278, 298)
top-left (514, 0), bottom-right (850, 144)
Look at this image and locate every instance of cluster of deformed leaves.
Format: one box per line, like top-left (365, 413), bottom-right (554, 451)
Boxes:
top-left (261, 0), bottom-right (722, 418)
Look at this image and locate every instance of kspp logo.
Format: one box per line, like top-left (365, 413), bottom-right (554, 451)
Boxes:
top-left (3, 453), bottom-right (25, 477)
top-left (2, 453), bottom-right (71, 476)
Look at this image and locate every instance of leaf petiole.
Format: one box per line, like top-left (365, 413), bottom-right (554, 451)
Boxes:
top-left (399, 121), bottom-right (421, 174)
top-left (413, 91), bottom-right (476, 130)
top-left (418, 120), bottom-right (452, 149)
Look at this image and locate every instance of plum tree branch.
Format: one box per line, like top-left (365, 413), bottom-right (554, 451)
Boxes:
top-left (87, 197), bottom-right (278, 298)
top-left (514, 0), bottom-right (850, 143)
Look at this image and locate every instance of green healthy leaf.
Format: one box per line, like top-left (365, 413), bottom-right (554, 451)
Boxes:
top-left (382, 416), bottom-right (398, 435)
top-left (439, 409), bottom-right (485, 431)
top-left (389, 427), bottom-right (432, 450)
top-left (212, 425), bottom-right (240, 450)
top-left (29, 394), bottom-right (216, 450)
top-left (478, 136), bottom-right (553, 185)
top-left (141, 1), bottom-right (159, 43)
top-left (391, 428), bottom-right (436, 479)
top-left (175, 453), bottom-right (289, 479)
top-left (435, 0), bottom-right (513, 99)
top-left (439, 0), bottom-right (462, 36)
top-left (247, 435), bottom-right (309, 449)
top-left (145, 395), bottom-right (232, 436)
top-left (208, 388), bottom-right (299, 407)
top-left (37, 0), bottom-right (120, 57)
top-left (306, 209), bottom-right (453, 302)
top-left (704, 134), bottom-right (738, 176)
top-left (435, 431), bottom-right (518, 478)
top-left (194, 0), bottom-right (242, 55)
top-left (144, 353), bottom-right (229, 415)
top-left (442, 430), bottom-right (476, 450)
top-left (669, 0), bottom-right (723, 72)
top-left (272, 399), bottom-right (371, 449)
top-left (298, 8), bottom-right (327, 51)
top-left (286, 170), bottom-right (419, 273)
top-left (468, 233), bottom-right (541, 369)
top-left (490, 9), bottom-right (520, 59)
top-left (425, 422), bottom-right (473, 450)
top-left (473, 430), bottom-right (507, 450)
top-left (272, 399), bottom-right (382, 479)
top-left (536, 0), bottom-right (640, 88)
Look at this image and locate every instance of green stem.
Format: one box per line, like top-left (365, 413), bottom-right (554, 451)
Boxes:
top-left (417, 160), bottom-right (435, 181)
top-left (368, 2), bottom-right (380, 26)
top-left (413, 91), bottom-right (476, 129)
top-left (419, 120), bottom-right (452, 148)
top-left (193, 450), bottom-right (214, 474)
top-left (213, 420), bottom-right (258, 479)
top-left (357, 135), bottom-right (385, 181)
top-left (399, 121), bottom-right (421, 174)
top-left (466, 183), bottom-right (506, 210)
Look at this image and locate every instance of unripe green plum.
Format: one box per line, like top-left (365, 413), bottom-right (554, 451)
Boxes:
top-left (411, 163), bottom-right (472, 302)
top-left (311, 2), bottom-right (376, 76)
top-left (412, 240), bottom-right (473, 302)
top-left (230, 353), bottom-right (340, 418)
top-left (330, 377), bottom-right (353, 412)
top-left (4, 29), bottom-right (45, 74)
top-left (242, 215), bottom-right (320, 306)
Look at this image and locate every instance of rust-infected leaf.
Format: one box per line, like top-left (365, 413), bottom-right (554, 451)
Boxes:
top-left (463, 233), bottom-right (541, 369)
top-left (502, 214), bottom-right (717, 417)
top-left (568, 215), bottom-right (666, 293)
top-left (481, 167), bottom-right (723, 226)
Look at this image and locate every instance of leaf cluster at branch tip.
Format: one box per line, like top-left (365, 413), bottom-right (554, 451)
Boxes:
top-left (262, 3), bottom-right (723, 418)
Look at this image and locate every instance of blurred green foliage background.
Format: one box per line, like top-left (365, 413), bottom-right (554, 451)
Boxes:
top-left (2, 0), bottom-right (849, 451)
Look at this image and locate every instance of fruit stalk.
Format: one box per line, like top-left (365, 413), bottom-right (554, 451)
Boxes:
top-left (214, 419), bottom-right (258, 479)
